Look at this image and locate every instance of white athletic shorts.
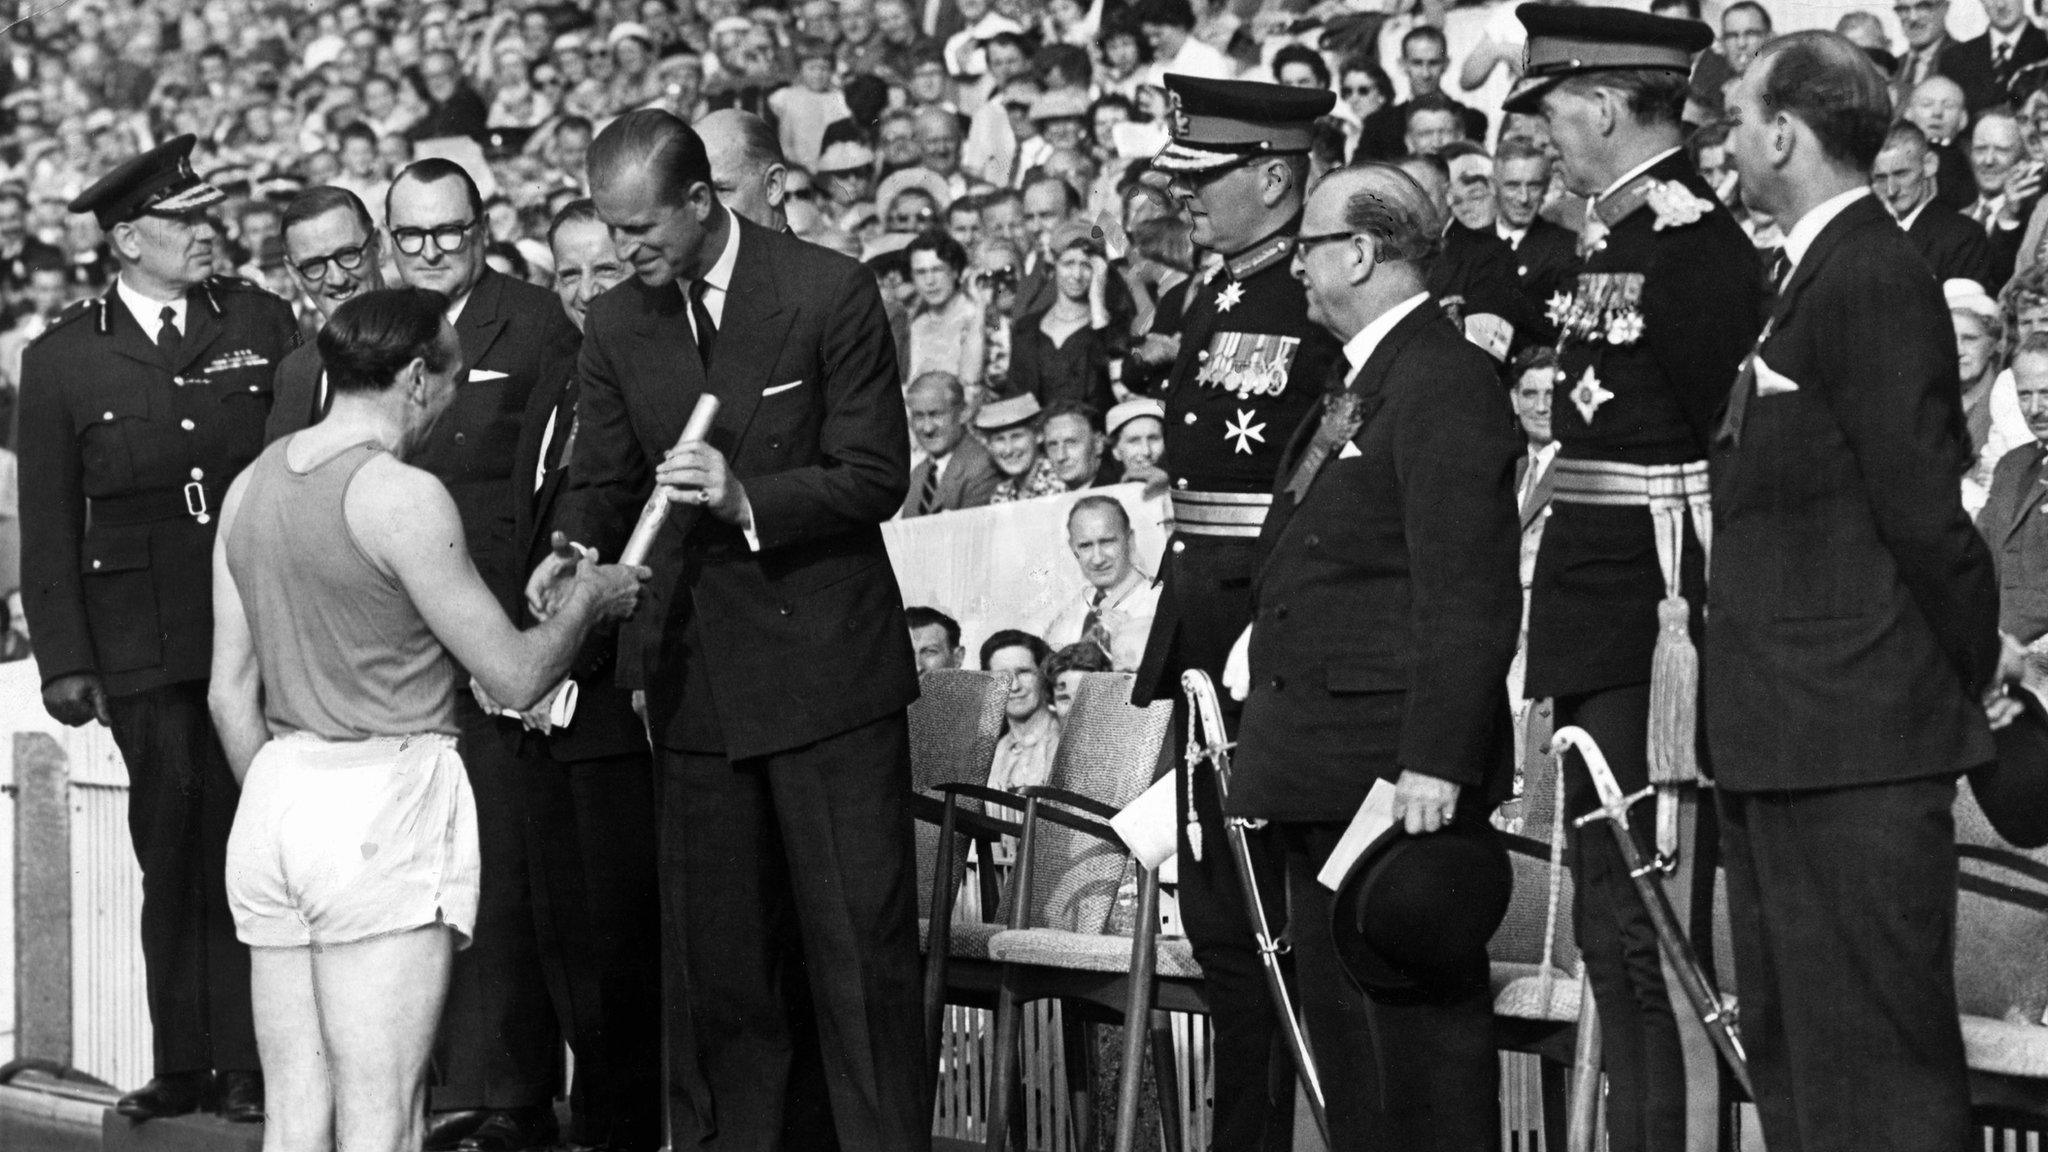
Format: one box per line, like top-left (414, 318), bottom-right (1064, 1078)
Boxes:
top-left (227, 731), bottom-right (479, 949)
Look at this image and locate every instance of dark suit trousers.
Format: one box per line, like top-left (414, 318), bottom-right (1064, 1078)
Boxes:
top-left (105, 681), bottom-right (256, 1076)
top-left (1280, 821), bottom-right (1498, 1152)
top-left (657, 712), bottom-right (931, 1152)
top-left (517, 740), bottom-right (665, 1150)
top-left (1556, 684), bottom-right (1688, 1152)
top-left (433, 700), bottom-right (561, 1110)
top-left (1169, 695), bottom-right (1295, 1152)
top-left (1717, 777), bottom-right (1970, 1152)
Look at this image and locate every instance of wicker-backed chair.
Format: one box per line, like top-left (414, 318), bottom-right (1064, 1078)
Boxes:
top-left (976, 672), bottom-right (1182, 1152)
top-left (909, 669), bottom-right (1014, 1066)
top-left (1953, 778), bottom-right (2048, 1131)
top-left (1489, 698), bottom-right (1588, 1150)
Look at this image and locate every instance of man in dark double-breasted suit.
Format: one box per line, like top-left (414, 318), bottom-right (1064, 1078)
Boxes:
top-left (19, 135), bottom-right (300, 1122)
top-left (1712, 31), bottom-right (2005, 1152)
top-left (538, 110), bottom-right (927, 1152)
top-left (1231, 163), bottom-right (1522, 1152)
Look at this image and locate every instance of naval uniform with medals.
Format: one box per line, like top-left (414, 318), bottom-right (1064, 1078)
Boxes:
top-left (1509, 11), bottom-right (1765, 1149)
top-left (1131, 72), bottom-right (1344, 1152)
top-left (17, 136), bottom-right (299, 1113)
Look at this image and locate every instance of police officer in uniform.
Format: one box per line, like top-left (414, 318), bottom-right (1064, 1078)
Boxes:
top-left (18, 135), bottom-right (299, 1122)
top-left (1131, 74), bottom-right (1343, 1152)
top-left (1507, 9), bottom-right (1765, 1152)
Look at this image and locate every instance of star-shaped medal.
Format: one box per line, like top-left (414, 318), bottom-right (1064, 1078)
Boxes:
top-left (1215, 281), bottom-right (1245, 313)
top-left (1225, 408), bottom-right (1266, 454)
top-left (1570, 366), bottom-right (1615, 424)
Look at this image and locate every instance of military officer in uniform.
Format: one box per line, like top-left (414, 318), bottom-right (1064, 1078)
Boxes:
top-left (18, 135), bottom-right (299, 1122)
top-left (1508, 9), bottom-right (1765, 1152)
top-left (1131, 74), bottom-right (1344, 1152)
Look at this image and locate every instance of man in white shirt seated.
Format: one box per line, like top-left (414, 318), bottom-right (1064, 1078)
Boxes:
top-left (1042, 494), bottom-right (1160, 670)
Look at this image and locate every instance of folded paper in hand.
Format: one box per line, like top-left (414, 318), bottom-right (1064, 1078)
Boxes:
top-left (469, 677), bottom-right (579, 734)
top-left (1317, 778), bottom-right (1400, 891)
top-left (1111, 770), bottom-right (1180, 869)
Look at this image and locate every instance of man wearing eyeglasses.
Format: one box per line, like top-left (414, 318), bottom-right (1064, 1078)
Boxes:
top-left (18, 133), bottom-right (299, 1125)
top-left (379, 156), bottom-right (583, 1152)
top-left (1891, 0), bottom-right (1956, 107)
top-left (265, 185), bottom-right (384, 442)
top-left (1129, 73), bottom-right (1343, 1152)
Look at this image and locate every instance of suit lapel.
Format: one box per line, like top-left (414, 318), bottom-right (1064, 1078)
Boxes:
top-left (102, 292), bottom-right (165, 372)
top-left (703, 218), bottom-right (794, 458)
top-left (630, 276), bottom-right (699, 446)
top-left (457, 269), bottom-right (510, 372)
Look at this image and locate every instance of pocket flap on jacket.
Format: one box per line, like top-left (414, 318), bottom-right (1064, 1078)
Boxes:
top-left (1324, 654), bottom-right (1408, 693)
top-left (81, 531), bottom-right (149, 575)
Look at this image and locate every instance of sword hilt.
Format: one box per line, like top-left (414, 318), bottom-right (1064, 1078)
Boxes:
top-left (1572, 784), bottom-right (1656, 830)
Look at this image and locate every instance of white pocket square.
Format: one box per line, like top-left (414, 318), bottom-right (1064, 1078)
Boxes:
top-left (1754, 358), bottom-right (1799, 396)
top-left (762, 379), bottom-right (803, 396)
top-left (1337, 441), bottom-right (1363, 460)
top-left (468, 368), bottom-right (510, 382)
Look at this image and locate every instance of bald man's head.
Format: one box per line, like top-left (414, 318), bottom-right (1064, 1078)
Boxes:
top-left (697, 108), bottom-right (788, 228)
top-left (1906, 75), bottom-right (1968, 144)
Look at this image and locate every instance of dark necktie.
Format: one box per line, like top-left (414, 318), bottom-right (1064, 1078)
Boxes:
top-left (1766, 248), bottom-right (1791, 295)
top-left (1996, 39), bottom-right (2012, 73)
top-left (689, 279), bottom-right (717, 369)
top-left (1081, 589), bottom-right (1107, 644)
top-left (156, 304), bottom-right (180, 358)
top-left (915, 457), bottom-right (941, 514)
top-left (2015, 447), bottom-right (2048, 525)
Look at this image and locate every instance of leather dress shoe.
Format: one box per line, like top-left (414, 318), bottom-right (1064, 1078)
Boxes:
top-left (215, 1070), bottom-right (265, 1123)
top-left (423, 1107), bottom-right (493, 1150)
top-left (115, 1072), bottom-right (212, 1121)
top-left (457, 1105), bottom-right (560, 1151)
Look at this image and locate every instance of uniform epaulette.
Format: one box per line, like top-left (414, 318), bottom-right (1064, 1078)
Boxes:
top-left (29, 298), bottom-right (98, 347)
top-left (205, 274), bottom-right (263, 292)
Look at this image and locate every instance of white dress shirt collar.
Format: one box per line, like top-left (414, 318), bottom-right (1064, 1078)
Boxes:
top-left (696, 208), bottom-right (742, 325)
top-left (1341, 292), bottom-right (1432, 382)
top-left (1782, 186), bottom-right (1871, 271)
top-left (116, 275), bottom-right (186, 343)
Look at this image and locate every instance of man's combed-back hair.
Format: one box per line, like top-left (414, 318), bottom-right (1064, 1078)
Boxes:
top-left (319, 287), bottom-right (456, 396)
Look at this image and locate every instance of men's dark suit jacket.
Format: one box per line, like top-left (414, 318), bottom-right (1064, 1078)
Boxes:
top-left (265, 340), bottom-right (322, 444)
top-left (1976, 440), bottom-right (2048, 644)
top-left (1977, 189), bottom-right (2042, 293)
top-left (900, 432), bottom-right (1001, 516)
top-left (1232, 300), bottom-right (1522, 823)
top-left (1905, 201), bottom-right (1994, 289)
top-left (1432, 221), bottom-right (1540, 357)
top-left (559, 214), bottom-right (920, 759)
top-left (1943, 25), bottom-right (2048, 116)
top-left (514, 378), bottom-right (649, 763)
top-left (1504, 217), bottom-right (1579, 343)
top-left (267, 268), bottom-right (580, 614)
top-left (1707, 193), bottom-right (2000, 791)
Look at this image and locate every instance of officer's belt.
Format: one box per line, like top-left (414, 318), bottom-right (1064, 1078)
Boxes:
top-left (1549, 458), bottom-right (1709, 506)
top-left (1171, 489), bottom-right (1271, 538)
top-left (92, 481), bottom-right (223, 526)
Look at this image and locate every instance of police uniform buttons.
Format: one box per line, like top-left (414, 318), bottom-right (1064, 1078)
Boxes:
top-left (91, 559), bottom-right (101, 569)
top-left (180, 418), bottom-right (195, 431)
top-left (190, 468), bottom-right (204, 480)
top-left (1172, 540), bottom-right (1186, 553)
top-left (1269, 675), bottom-right (1284, 691)
top-left (1184, 412), bottom-right (1197, 424)
top-left (1175, 477), bottom-right (1188, 489)
top-left (102, 410), bottom-right (114, 421)
top-left (454, 432), bottom-right (467, 445)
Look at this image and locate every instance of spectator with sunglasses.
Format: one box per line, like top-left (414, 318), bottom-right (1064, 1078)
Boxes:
top-left (266, 185), bottom-right (384, 442)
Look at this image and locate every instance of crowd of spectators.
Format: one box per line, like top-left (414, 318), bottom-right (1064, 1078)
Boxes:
top-left (8, 0), bottom-right (2048, 780)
